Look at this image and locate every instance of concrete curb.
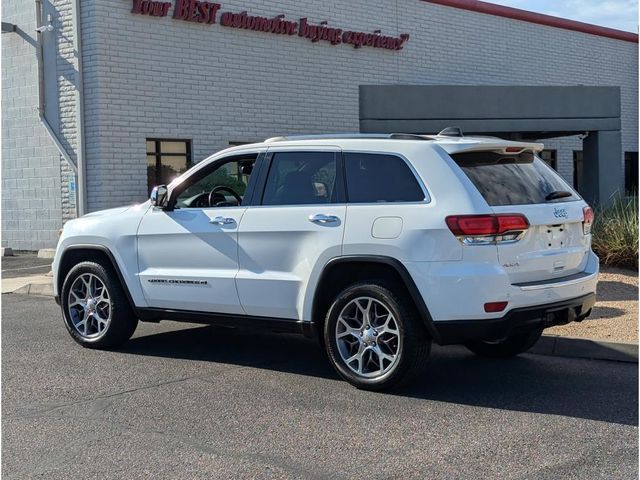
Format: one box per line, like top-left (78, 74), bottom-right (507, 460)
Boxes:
top-left (37, 248), bottom-right (56, 259)
top-left (2, 274), bottom-right (54, 296)
top-left (12, 282), bottom-right (54, 297)
top-left (531, 335), bottom-right (638, 363)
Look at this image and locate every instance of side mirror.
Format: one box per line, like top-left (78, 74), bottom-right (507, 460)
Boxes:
top-left (150, 185), bottom-right (168, 207)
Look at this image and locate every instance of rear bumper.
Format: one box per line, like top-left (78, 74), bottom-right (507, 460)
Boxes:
top-left (432, 293), bottom-right (596, 345)
top-left (405, 251), bottom-right (599, 322)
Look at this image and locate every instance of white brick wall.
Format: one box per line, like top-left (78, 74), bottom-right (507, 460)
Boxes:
top-left (55, 0), bottom-right (79, 223)
top-left (81, 0), bottom-right (638, 210)
top-left (2, 0), bottom-right (638, 248)
top-left (1, 0), bottom-right (64, 250)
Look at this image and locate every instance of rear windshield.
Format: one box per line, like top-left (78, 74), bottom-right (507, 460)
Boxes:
top-left (452, 151), bottom-right (580, 206)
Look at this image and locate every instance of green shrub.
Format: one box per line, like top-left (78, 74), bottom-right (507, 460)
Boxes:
top-left (591, 195), bottom-right (638, 269)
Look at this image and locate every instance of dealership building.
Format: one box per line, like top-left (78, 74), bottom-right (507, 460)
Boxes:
top-left (2, 0), bottom-right (638, 250)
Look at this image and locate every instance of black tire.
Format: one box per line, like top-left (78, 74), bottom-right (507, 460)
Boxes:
top-left (324, 281), bottom-right (431, 391)
top-left (61, 261), bottom-right (138, 349)
top-left (464, 328), bottom-right (543, 358)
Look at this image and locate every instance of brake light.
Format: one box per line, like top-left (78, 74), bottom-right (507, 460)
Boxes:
top-left (504, 147), bottom-right (524, 153)
top-left (583, 206), bottom-right (594, 235)
top-left (446, 214), bottom-right (529, 245)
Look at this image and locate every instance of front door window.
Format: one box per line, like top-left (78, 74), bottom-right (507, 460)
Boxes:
top-left (174, 157), bottom-right (256, 208)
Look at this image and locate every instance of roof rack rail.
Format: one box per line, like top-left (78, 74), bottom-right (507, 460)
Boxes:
top-left (264, 133), bottom-right (389, 143)
top-left (264, 133), bottom-right (432, 143)
top-left (437, 127), bottom-right (464, 137)
top-left (388, 133), bottom-right (430, 140)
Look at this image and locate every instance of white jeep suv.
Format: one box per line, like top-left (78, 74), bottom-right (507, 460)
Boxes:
top-left (53, 131), bottom-right (598, 390)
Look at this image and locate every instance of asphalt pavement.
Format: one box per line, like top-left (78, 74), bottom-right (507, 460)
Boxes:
top-left (2, 293), bottom-right (638, 479)
top-left (1, 253), bottom-right (52, 279)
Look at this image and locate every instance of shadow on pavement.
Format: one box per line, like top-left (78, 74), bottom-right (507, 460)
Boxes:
top-left (596, 280), bottom-right (638, 302)
top-left (121, 324), bottom-right (638, 426)
top-left (588, 305), bottom-right (627, 319)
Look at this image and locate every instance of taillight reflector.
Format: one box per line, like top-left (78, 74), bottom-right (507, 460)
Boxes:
top-left (484, 301), bottom-right (508, 313)
top-left (445, 214), bottom-right (529, 236)
top-left (583, 205), bottom-right (594, 235)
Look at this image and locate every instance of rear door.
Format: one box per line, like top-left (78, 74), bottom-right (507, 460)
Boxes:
top-left (452, 150), bottom-right (589, 284)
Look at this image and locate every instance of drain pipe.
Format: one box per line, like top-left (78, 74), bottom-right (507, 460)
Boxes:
top-left (70, 0), bottom-right (87, 216)
top-left (34, 0), bottom-right (86, 216)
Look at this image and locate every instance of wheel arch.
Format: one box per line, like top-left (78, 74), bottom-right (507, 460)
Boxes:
top-left (56, 245), bottom-right (139, 315)
top-left (311, 255), bottom-right (440, 342)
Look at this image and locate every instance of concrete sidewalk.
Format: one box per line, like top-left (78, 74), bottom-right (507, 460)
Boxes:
top-left (1, 273), bottom-right (54, 296)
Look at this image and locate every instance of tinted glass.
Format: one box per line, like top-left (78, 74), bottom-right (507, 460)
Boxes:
top-left (262, 152), bottom-right (338, 205)
top-left (453, 151), bottom-right (580, 206)
top-left (345, 153), bottom-right (424, 203)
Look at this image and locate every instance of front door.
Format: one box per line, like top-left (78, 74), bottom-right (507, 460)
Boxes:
top-left (236, 148), bottom-right (346, 319)
top-left (137, 153), bottom-right (260, 313)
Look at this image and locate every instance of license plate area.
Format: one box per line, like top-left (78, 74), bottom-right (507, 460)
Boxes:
top-left (545, 224), bottom-right (568, 249)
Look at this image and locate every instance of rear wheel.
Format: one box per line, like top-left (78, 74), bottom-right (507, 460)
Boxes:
top-left (324, 282), bottom-right (431, 391)
top-left (61, 261), bottom-right (138, 349)
top-left (464, 328), bottom-right (543, 358)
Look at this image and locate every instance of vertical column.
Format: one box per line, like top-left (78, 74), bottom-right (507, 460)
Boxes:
top-left (582, 130), bottom-right (623, 205)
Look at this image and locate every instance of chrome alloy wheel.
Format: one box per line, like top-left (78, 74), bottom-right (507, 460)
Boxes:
top-left (67, 273), bottom-right (112, 339)
top-left (335, 297), bottom-right (401, 378)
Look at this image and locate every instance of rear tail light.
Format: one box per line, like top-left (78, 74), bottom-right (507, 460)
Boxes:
top-left (446, 214), bottom-right (529, 245)
top-left (582, 206), bottom-right (594, 235)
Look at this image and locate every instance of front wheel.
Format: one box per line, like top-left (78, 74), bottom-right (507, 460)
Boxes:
top-left (324, 282), bottom-right (431, 391)
top-left (464, 328), bottom-right (543, 358)
top-left (61, 261), bottom-right (138, 349)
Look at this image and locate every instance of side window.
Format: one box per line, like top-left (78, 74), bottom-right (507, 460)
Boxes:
top-left (262, 152), bottom-right (339, 206)
top-left (174, 157), bottom-right (256, 209)
top-left (344, 153), bottom-right (425, 203)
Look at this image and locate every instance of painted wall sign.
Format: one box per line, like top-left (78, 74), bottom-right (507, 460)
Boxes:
top-left (131, 1), bottom-right (410, 51)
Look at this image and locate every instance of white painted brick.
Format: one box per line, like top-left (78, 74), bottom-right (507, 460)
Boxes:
top-left (3, 0), bottom-right (638, 247)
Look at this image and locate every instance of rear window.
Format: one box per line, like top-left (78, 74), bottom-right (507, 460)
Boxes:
top-left (452, 151), bottom-right (580, 206)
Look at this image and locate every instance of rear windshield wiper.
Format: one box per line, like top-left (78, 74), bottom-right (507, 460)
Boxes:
top-left (545, 190), bottom-right (573, 201)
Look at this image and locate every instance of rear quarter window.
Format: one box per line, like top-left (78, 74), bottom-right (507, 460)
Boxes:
top-left (452, 151), bottom-right (580, 206)
top-left (344, 153), bottom-right (425, 203)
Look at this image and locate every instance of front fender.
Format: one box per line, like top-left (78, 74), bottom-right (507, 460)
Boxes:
top-left (53, 203), bottom-right (150, 307)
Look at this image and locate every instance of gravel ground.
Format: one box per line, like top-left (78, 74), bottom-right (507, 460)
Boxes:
top-left (547, 266), bottom-right (638, 344)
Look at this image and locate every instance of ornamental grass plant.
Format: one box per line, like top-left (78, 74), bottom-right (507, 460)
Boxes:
top-left (591, 195), bottom-right (638, 269)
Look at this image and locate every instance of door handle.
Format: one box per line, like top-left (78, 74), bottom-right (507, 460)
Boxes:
top-left (309, 214), bottom-right (340, 225)
top-left (210, 216), bottom-right (235, 226)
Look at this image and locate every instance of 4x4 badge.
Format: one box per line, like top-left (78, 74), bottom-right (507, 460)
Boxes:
top-left (553, 207), bottom-right (568, 218)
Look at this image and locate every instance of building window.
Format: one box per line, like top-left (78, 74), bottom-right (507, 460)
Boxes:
top-left (147, 139), bottom-right (192, 194)
top-left (573, 151), bottom-right (583, 193)
top-left (625, 152), bottom-right (638, 196)
top-left (540, 150), bottom-right (557, 170)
